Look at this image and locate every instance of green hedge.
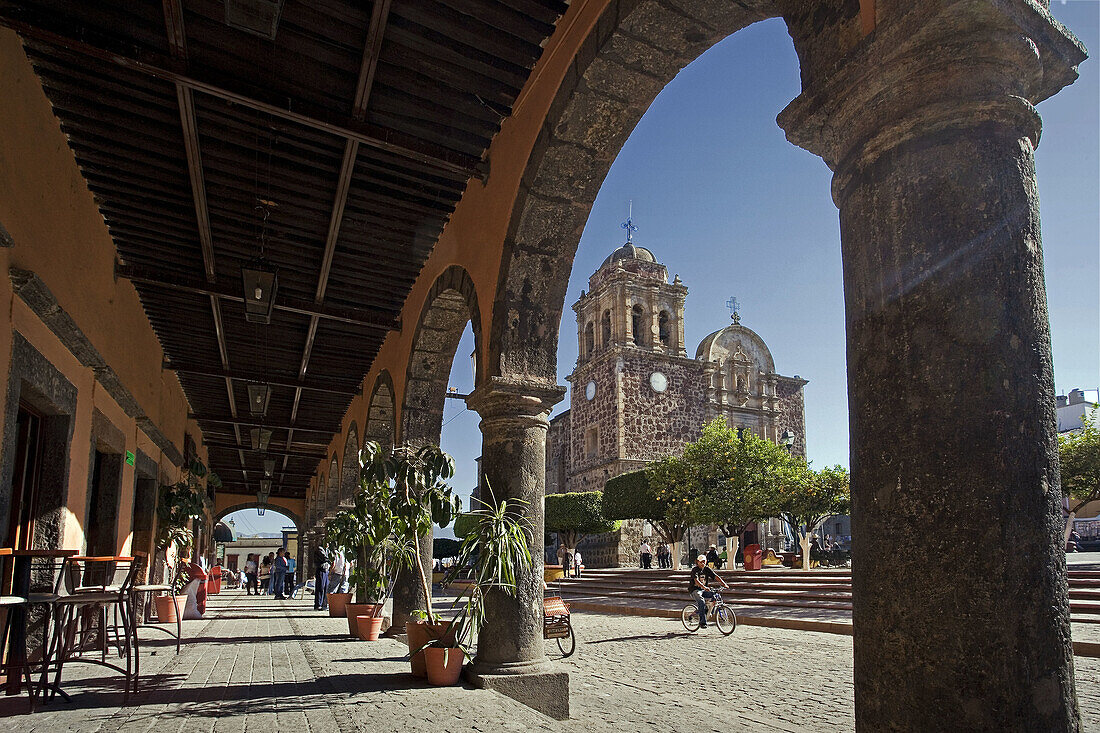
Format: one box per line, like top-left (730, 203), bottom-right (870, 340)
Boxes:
top-left (603, 470), bottom-right (662, 521)
top-left (545, 491), bottom-right (620, 536)
top-left (433, 537), bottom-right (462, 559)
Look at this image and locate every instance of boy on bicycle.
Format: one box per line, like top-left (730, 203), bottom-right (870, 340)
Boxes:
top-left (689, 554), bottom-right (729, 628)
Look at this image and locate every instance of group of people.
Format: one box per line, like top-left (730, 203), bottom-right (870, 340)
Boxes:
top-left (555, 544), bottom-right (583, 577)
top-left (638, 541), bottom-right (674, 569)
top-left (312, 545), bottom-right (352, 611)
top-left (239, 548), bottom-right (295, 599)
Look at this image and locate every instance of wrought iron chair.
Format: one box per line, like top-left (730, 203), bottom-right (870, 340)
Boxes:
top-left (45, 555), bottom-right (139, 697)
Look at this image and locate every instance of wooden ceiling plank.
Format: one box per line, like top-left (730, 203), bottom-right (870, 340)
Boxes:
top-left (0, 11), bottom-right (482, 180)
top-left (165, 363), bottom-right (359, 396)
top-left (117, 263), bottom-right (400, 329)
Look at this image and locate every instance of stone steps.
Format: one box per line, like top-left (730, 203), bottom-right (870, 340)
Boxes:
top-left (551, 567), bottom-right (1100, 619)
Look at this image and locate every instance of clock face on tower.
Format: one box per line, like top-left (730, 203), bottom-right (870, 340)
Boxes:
top-left (585, 380), bottom-right (597, 401)
top-left (650, 371), bottom-right (668, 393)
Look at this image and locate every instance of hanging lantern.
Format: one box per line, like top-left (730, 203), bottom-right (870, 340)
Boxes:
top-left (259, 479), bottom-right (272, 496)
top-left (246, 383), bottom-right (272, 417)
top-left (263, 458), bottom-right (276, 477)
top-left (250, 427), bottom-right (272, 451)
top-left (241, 257), bottom-right (278, 324)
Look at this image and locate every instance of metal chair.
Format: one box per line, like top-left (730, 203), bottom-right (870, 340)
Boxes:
top-left (45, 556), bottom-right (139, 698)
top-left (130, 551), bottom-right (181, 690)
top-left (0, 548), bottom-right (66, 710)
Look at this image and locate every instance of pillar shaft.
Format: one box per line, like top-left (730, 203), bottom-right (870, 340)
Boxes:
top-left (779, 5), bottom-right (1085, 730)
top-left (466, 378), bottom-right (565, 674)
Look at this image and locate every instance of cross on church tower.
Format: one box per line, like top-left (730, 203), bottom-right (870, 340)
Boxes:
top-left (621, 200), bottom-right (638, 243)
top-left (726, 296), bottom-right (741, 325)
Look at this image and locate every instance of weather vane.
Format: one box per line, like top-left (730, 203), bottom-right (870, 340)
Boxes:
top-left (621, 200), bottom-right (638, 243)
top-left (726, 296), bottom-right (741, 324)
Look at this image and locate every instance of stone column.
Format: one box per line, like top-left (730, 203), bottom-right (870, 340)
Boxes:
top-left (779, 5), bottom-right (1085, 730)
top-left (465, 377), bottom-right (568, 719)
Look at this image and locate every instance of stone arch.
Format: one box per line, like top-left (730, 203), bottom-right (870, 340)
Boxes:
top-left (486, 0), bottom-right (786, 381)
top-left (214, 502), bottom-right (301, 532)
top-left (340, 423), bottom-right (360, 507)
top-left (400, 265), bottom-right (481, 446)
top-left (327, 456), bottom-right (339, 514)
top-left (364, 370), bottom-right (396, 451)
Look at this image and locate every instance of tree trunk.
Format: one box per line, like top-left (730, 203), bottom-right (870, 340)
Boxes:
top-left (800, 531), bottom-right (811, 572)
top-left (726, 535), bottom-right (739, 571)
top-left (1063, 511), bottom-right (1076, 547)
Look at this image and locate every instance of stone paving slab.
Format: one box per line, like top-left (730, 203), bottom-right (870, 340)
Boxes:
top-left (1, 588), bottom-right (1096, 732)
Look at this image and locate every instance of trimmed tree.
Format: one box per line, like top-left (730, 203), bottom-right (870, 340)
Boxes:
top-left (544, 491), bottom-right (621, 551)
top-left (687, 419), bottom-right (790, 569)
top-left (1060, 405), bottom-right (1100, 544)
top-left (775, 462), bottom-right (851, 571)
top-left (604, 464), bottom-right (698, 569)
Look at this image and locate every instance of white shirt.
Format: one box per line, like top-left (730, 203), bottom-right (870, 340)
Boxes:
top-left (331, 549), bottom-right (347, 575)
top-left (640, 543), bottom-right (652, 554)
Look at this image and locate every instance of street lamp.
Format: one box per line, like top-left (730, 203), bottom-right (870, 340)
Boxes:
top-left (781, 430), bottom-right (795, 454)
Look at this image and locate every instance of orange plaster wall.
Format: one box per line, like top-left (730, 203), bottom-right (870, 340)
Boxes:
top-left (305, 0), bottom-right (611, 503)
top-left (0, 30), bottom-right (202, 552)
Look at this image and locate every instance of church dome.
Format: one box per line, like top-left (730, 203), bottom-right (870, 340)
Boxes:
top-left (696, 319), bottom-right (776, 374)
top-left (601, 242), bottom-right (656, 268)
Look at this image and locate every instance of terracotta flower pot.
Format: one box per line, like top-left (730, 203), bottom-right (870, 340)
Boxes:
top-left (327, 592), bottom-right (352, 617)
top-left (345, 603), bottom-right (381, 636)
top-left (424, 647), bottom-right (465, 686)
top-left (406, 621), bottom-right (456, 678)
top-left (154, 595), bottom-right (186, 623)
top-left (356, 614), bottom-right (384, 641)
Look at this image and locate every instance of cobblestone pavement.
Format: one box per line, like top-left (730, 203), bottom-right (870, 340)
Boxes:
top-left (1, 589), bottom-right (1096, 732)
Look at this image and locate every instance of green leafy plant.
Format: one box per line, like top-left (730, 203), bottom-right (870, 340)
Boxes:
top-left (359, 441), bottom-right (461, 625)
top-left (1060, 405), bottom-right (1100, 543)
top-left (545, 491), bottom-right (620, 549)
top-left (775, 462), bottom-right (850, 569)
top-left (420, 484), bottom-right (531, 656)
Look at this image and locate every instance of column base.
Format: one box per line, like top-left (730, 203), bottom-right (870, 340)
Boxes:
top-left (464, 660), bottom-right (569, 720)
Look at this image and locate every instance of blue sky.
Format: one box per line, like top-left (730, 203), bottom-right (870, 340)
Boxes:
top-left (244, 6), bottom-right (1098, 535)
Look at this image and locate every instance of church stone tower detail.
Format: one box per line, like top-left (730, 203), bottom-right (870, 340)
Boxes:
top-left (546, 231), bottom-right (808, 567)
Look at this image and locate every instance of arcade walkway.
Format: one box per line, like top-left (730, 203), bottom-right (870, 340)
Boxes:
top-left (3, 590), bottom-right (1098, 732)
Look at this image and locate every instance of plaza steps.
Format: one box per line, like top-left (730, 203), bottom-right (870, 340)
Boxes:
top-left (549, 567), bottom-right (1100, 623)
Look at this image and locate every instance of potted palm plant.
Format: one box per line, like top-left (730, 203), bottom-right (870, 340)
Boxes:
top-left (356, 441), bottom-right (461, 675)
top-left (325, 479), bottom-right (416, 640)
top-left (414, 486), bottom-right (532, 686)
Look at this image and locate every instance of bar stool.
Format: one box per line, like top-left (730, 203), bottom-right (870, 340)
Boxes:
top-left (0, 548), bottom-right (65, 709)
top-left (0, 548), bottom-right (34, 709)
top-left (46, 556), bottom-right (139, 698)
top-left (130, 551), bottom-right (181, 690)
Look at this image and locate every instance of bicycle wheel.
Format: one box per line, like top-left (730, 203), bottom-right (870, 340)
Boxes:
top-left (715, 604), bottom-right (737, 635)
top-left (556, 625), bottom-right (576, 657)
top-left (681, 604), bottom-right (701, 632)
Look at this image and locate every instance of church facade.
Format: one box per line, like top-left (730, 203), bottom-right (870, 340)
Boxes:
top-left (545, 240), bottom-right (808, 567)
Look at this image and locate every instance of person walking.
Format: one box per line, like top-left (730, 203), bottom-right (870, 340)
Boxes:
top-left (556, 543), bottom-right (567, 574)
top-left (707, 544), bottom-right (722, 570)
top-left (273, 548), bottom-right (288, 600)
top-left (656, 543), bottom-right (669, 569)
top-left (640, 540), bottom-right (652, 569)
top-left (244, 554), bottom-right (259, 595)
top-left (258, 553), bottom-right (272, 595)
top-left (328, 547), bottom-right (346, 595)
top-left (573, 549), bottom-right (583, 578)
top-left (314, 545), bottom-right (331, 611)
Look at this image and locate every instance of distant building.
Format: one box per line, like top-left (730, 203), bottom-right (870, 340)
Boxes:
top-left (1057, 388), bottom-right (1098, 433)
top-left (545, 237), bottom-right (810, 567)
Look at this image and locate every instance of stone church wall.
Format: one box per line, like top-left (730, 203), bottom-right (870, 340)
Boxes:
top-left (618, 353), bottom-right (707, 461)
top-left (546, 410), bottom-right (570, 496)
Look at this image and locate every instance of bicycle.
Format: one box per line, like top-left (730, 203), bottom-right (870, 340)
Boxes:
top-left (681, 586), bottom-right (737, 635)
top-left (544, 595), bottom-right (575, 657)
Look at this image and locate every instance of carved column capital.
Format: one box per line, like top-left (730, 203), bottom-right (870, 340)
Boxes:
top-left (778, 0), bottom-right (1086, 202)
top-left (465, 376), bottom-right (566, 425)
